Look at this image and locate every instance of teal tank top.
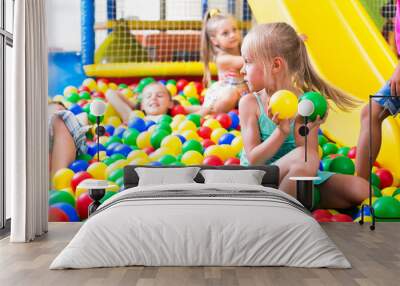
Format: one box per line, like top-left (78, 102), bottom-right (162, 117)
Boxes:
top-left (240, 93), bottom-right (297, 165)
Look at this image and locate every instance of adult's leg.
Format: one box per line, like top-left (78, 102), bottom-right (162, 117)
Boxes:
top-left (274, 146), bottom-right (320, 197)
top-left (50, 117), bottom-right (76, 179)
top-left (317, 174), bottom-right (369, 209)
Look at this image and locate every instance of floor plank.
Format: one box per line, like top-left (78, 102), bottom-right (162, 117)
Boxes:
top-left (0, 222), bottom-right (399, 286)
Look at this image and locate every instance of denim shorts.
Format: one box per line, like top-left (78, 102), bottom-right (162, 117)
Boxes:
top-left (373, 81), bottom-right (400, 116)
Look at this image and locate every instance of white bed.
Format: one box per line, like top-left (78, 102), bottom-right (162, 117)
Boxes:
top-left (50, 182), bottom-right (350, 269)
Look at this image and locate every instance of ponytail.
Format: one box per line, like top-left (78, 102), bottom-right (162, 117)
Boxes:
top-left (201, 10), bottom-right (213, 88)
top-left (297, 37), bottom-right (360, 111)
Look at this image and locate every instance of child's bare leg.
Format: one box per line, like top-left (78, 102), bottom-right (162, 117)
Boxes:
top-left (275, 146), bottom-right (320, 197)
top-left (212, 89), bottom-right (241, 114)
top-left (356, 101), bottom-right (390, 180)
top-left (50, 117), bottom-right (77, 178)
top-left (105, 90), bottom-right (132, 123)
top-left (317, 174), bottom-right (369, 209)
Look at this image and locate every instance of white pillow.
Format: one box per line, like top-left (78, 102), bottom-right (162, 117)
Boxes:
top-left (200, 169), bottom-right (266, 185)
top-left (135, 167), bottom-right (200, 186)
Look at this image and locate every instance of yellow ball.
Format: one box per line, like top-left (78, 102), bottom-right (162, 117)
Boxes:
top-left (219, 144), bottom-right (235, 160)
top-left (231, 136), bottom-right (243, 154)
top-left (75, 187), bottom-right (88, 199)
top-left (104, 102), bottom-right (118, 118)
top-left (166, 84), bottom-right (177, 96)
top-left (128, 149), bottom-right (149, 161)
top-left (63, 86), bottom-right (77, 97)
top-left (178, 120), bottom-right (197, 132)
top-left (108, 83), bottom-right (118, 90)
top-left (381, 187), bottom-right (398, 196)
top-left (204, 145), bottom-right (224, 161)
top-left (97, 81), bottom-right (109, 93)
top-left (87, 162), bottom-right (108, 180)
top-left (181, 100), bottom-right (191, 107)
top-left (203, 118), bottom-right (221, 130)
top-left (181, 150), bottom-right (204, 165)
top-left (129, 156), bottom-right (151, 166)
top-left (106, 116), bottom-right (122, 128)
top-left (181, 130), bottom-right (200, 141)
top-left (83, 78), bottom-right (97, 91)
top-left (161, 135), bottom-right (182, 156)
top-left (149, 147), bottom-right (173, 161)
top-left (52, 168), bottom-right (75, 190)
top-left (183, 84), bottom-right (198, 98)
top-left (130, 110), bottom-right (145, 119)
top-left (269, 90), bottom-right (298, 119)
top-left (93, 151), bottom-right (107, 161)
top-left (211, 128), bottom-right (228, 144)
top-left (147, 124), bottom-right (157, 134)
top-left (106, 160), bottom-right (127, 178)
top-left (136, 131), bottom-right (152, 149)
top-left (318, 145), bottom-right (323, 159)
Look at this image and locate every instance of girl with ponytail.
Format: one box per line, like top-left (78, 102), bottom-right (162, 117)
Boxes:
top-left (239, 22), bottom-right (368, 208)
top-left (186, 9), bottom-right (248, 115)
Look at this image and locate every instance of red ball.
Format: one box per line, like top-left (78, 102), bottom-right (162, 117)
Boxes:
top-left (199, 96), bottom-right (205, 104)
top-left (78, 86), bottom-right (90, 93)
top-left (236, 125), bottom-right (241, 131)
top-left (331, 214), bottom-right (353, 222)
top-left (203, 155), bottom-right (224, 166)
top-left (78, 99), bottom-right (88, 107)
top-left (202, 139), bottom-right (215, 149)
top-left (76, 192), bottom-right (93, 220)
top-left (375, 168), bottom-right (393, 189)
top-left (316, 217), bottom-right (332, 223)
top-left (92, 91), bottom-right (105, 99)
top-left (197, 126), bottom-right (212, 139)
top-left (224, 157), bottom-right (240, 165)
top-left (215, 113), bottom-right (232, 129)
top-left (373, 161), bottom-right (381, 168)
top-left (97, 78), bottom-right (109, 84)
top-left (170, 105), bottom-right (187, 117)
top-left (89, 159), bottom-right (99, 164)
top-left (347, 146), bottom-right (357, 159)
top-left (312, 209), bottom-right (332, 221)
top-left (176, 79), bottom-right (189, 91)
top-left (49, 207), bottom-right (69, 222)
top-left (71, 171), bottom-right (93, 191)
top-left (143, 147), bottom-right (155, 155)
top-left (194, 82), bottom-right (203, 94)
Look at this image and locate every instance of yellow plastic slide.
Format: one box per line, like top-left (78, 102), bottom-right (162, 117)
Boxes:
top-left (248, 0), bottom-right (400, 176)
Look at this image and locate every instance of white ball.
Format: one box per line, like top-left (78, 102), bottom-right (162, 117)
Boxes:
top-left (298, 99), bottom-right (314, 117)
top-left (90, 100), bottom-right (106, 116)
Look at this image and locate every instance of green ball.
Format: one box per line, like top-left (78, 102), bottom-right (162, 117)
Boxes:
top-left (166, 79), bottom-right (176, 85)
top-left (300, 91), bottom-right (328, 122)
top-left (88, 113), bottom-right (104, 124)
top-left (110, 153), bottom-right (126, 162)
top-left (186, 113), bottom-right (201, 127)
top-left (66, 92), bottom-right (80, 103)
top-left (371, 173), bottom-right (381, 188)
top-left (329, 156), bottom-right (355, 175)
top-left (123, 128), bottom-right (140, 146)
top-left (49, 190), bottom-right (75, 208)
top-left (140, 77), bottom-right (155, 87)
top-left (118, 83), bottom-right (128, 89)
top-left (321, 158), bottom-right (332, 171)
top-left (134, 85), bottom-right (144, 93)
top-left (79, 91), bottom-right (91, 100)
top-left (104, 136), bottom-right (122, 147)
top-left (318, 135), bottom-right (328, 147)
top-left (182, 139), bottom-right (203, 154)
top-left (176, 154), bottom-right (183, 162)
top-left (159, 155), bottom-right (176, 165)
top-left (108, 168), bottom-right (124, 182)
top-left (83, 103), bottom-right (91, 114)
top-left (102, 157), bottom-right (114, 166)
top-left (150, 129), bottom-right (169, 149)
top-left (100, 191), bottom-right (116, 204)
top-left (115, 176), bottom-right (124, 187)
top-left (322, 142), bottom-right (338, 157)
top-left (77, 153), bottom-right (92, 162)
top-left (156, 122), bottom-right (172, 134)
top-left (337, 146), bottom-right (350, 156)
top-left (160, 114), bottom-right (173, 124)
top-left (373, 185), bottom-right (382, 197)
top-left (188, 97), bottom-right (200, 105)
top-left (170, 161), bottom-right (185, 166)
top-left (373, 196), bottom-right (400, 218)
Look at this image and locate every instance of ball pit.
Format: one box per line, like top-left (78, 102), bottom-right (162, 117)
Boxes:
top-left (50, 77), bottom-right (400, 222)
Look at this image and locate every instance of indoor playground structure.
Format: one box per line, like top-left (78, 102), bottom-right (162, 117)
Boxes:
top-left (48, 0), bottom-right (400, 223)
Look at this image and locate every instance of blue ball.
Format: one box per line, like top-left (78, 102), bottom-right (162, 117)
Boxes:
top-left (113, 144), bottom-right (132, 157)
top-left (114, 126), bottom-right (127, 139)
top-left (145, 120), bottom-right (156, 130)
top-left (68, 160), bottom-right (89, 173)
top-left (52, 203), bottom-right (80, 222)
top-left (159, 79), bottom-right (167, 85)
top-left (228, 111), bottom-right (239, 129)
top-left (218, 133), bottom-right (235, 145)
top-left (104, 125), bottom-right (115, 136)
top-left (176, 134), bottom-right (186, 144)
top-left (318, 129), bottom-right (323, 135)
top-left (69, 104), bottom-right (84, 115)
top-left (128, 117), bottom-right (146, 132)
top-left (106, 142), bottom-right (122, 156)
top-left (319, 160), bottom-right (323, 171)
top-left (150, 161), bottom-right (162, 166)
top-left (87, 143), bottom-right (106, 156)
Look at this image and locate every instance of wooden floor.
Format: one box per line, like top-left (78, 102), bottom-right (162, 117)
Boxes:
top-left (0, 223), bottom-right (399, 286)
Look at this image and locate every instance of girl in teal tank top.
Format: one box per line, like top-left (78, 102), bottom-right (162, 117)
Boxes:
top-left (239, 23), bottom-right (369, 209)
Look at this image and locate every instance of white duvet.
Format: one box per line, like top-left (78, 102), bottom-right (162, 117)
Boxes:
top-left (50, 183), bottom-right (351, 269)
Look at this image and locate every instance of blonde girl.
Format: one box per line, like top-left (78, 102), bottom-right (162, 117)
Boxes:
top-left (239, 23), bottom-right (368, 208)
top-left (186, 9), bottom-right (248, 115)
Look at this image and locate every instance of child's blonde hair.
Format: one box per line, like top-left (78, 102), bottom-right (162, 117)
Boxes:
top-left (242, 22), bottom-right (359, 111)
top-left (201, 9), bottom-right (238, 88)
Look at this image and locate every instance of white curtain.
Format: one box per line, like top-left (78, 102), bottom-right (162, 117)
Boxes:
top-left (8, 0), bottom-right (49, 242)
